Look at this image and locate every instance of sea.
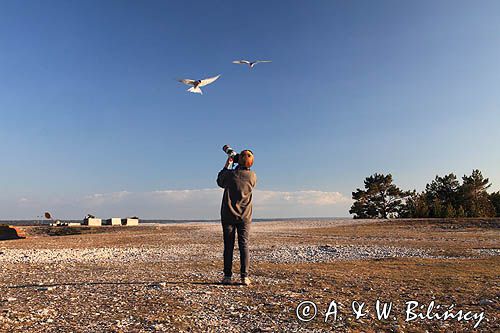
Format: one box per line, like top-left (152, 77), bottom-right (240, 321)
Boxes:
top-left (1, 217), bottom-right (347, 226)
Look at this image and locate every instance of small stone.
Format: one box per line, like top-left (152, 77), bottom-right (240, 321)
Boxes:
top-left (479, 299), bottom-right (494, 306)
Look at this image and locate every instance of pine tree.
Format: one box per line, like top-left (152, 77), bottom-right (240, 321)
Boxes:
top-left (350, 173), bottom-right (406, 219)
top-left (444, 203), bottom-right (456, 218)
top-left (432, 199), bottom-right (443, 218)
top-left (489, 192), bottom-right (500, 217)
top-left (424, 173), bottom-right (460, 217)
top-left (459, 170), bottom-right (495, 217)
top-left (399, 191), bottom-right (429, 218)
top-left (354, 169), bottom-right (497, 219)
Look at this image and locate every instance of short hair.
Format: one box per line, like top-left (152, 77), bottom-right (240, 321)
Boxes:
top-left (239, 150), bottom-right (254, 168)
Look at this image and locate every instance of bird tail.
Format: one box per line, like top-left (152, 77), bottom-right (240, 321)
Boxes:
top-left (188, 86), bottom-right (203, 94)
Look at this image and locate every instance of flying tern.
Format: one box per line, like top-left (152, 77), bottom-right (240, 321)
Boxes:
top-left (232, 60), bottom-right (272, 68)
top-left (177, 74), bottom-right (221, 94)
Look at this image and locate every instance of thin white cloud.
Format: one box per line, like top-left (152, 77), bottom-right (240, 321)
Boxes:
top-left (1, 188), bottom-right (352, 220)
top-left (83, 191), bottom-right (131, 205)
top-left (254, 190), bottom-right (349, 206)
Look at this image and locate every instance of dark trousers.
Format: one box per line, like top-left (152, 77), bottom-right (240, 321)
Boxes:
top-left (222, 222), bottom-right (250, 278)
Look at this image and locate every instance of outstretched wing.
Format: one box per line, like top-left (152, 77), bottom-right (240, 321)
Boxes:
top-left (232, 60), bottom-right (250, 65)
top-left (254, 60), bottom-right (272, 64)
top-left (178, 78), bottom-right (196, 86)
top-left (198, 74), bottom-right (220, 87)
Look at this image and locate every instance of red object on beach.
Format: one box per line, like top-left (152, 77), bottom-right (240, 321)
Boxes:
top-left (0, 225), bottom-right (26, 240)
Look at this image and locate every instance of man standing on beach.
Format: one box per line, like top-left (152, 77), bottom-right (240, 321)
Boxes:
top-left (216, 150), bottom-right (256, 286)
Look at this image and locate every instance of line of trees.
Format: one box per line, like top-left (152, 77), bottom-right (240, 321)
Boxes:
top-left (349, 169), bottom-right (500, 219)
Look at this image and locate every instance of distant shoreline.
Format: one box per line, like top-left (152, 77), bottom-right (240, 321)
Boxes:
top-left (0, 217), bottom-right (350, 226)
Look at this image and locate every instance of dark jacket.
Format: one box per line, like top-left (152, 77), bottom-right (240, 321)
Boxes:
top-left (217, 166), bottom-right (257, 224)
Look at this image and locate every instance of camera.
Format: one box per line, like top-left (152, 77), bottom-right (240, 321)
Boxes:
top-left (222, 145), bottom-right (240, 164)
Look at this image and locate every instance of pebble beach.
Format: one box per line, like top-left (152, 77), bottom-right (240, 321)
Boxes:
top-left (1, 219), bottom-right (498, 332)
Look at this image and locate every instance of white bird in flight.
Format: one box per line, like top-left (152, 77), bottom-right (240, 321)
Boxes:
top-left (232, 60), bottom-right (272, 68)
top-left (177, 74), bottom-right (221, 94)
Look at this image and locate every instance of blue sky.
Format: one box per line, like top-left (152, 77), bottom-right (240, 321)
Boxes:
top-left (1, 1), bottom-right (499, 219)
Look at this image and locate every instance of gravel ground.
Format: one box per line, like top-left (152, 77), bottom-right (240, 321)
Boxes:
top-left (0, 219), bottom-right (498, 332)
top-left (0, 244), bottom-right (455, 265)
top-left (0, 246), bottom-right (218, 264)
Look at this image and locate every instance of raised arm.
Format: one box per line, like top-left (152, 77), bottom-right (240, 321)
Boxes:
top-left (217, 169), bottom-right (229, 188)
top-left (217, 157), bottom-right (233, 188)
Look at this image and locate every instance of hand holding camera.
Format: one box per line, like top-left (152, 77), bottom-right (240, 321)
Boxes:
top-left (223, 145), bottom-right (238, 169)
top-left (224, 156), bottom-right (234, 169)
